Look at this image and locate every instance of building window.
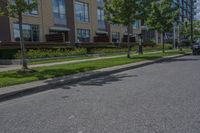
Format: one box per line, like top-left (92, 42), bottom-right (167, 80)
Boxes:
top-left (13, 23), bottom-right (39, 42)
top-left (97, 8), bottom-right (106, 30)
top-left (112, 32), bottom-right (120, 43)
top-left (97, 0), bottom-right (104, 7)
top-left (77, 29), bottom-right (90, 42)
top-left (75, 1), bottom-right (89, 22)
top-left (133, 20), bottom-right (140, 29)
top-left (52, 0), bottom-right (67, 25)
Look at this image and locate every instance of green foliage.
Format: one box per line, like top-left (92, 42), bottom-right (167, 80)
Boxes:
top-left (104, 0), bottom-right (155, 57)
top-left (146, 0), bottom-right (179, 33)
top-left (180, 21), bottom-right (191, 39)
top-left (180, 20), bottom-right (200, 41)
top-left (193, 21), bottom-right (200, 40)
top-left (105, 0), bottom-right (136, 25)
top-left (0, 45), bottom-right (175, 60)
top-left (91, 48), bottom-right (127, 54)
top-left (0, 0), bottom-right (37, 18)
top-left (15, 48), bottom-right (87, 59)
top-left (105, 0), bottom-right (154, 25)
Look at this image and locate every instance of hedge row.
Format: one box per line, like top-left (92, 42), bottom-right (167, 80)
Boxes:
top-left (0, 44), bottom-right (173, 59)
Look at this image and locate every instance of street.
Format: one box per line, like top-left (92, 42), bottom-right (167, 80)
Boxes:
top-left (0, 55), bottom-right (200, 133)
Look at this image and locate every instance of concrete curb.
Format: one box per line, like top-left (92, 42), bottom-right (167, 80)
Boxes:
top-left (0, 54), bottom-right (189, 102)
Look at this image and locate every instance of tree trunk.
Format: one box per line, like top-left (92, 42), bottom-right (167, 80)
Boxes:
top-left (127, 24), bottom-right (131, 58)
top-left (162, 32), bottom-right (165, 53)
top-left (19, 14), bottom-right (28, 69)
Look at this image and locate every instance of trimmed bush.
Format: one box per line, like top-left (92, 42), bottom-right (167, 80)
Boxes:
top-left (0, 43), bottom-right (174, 59)
top-left (15, 48), bottom-right (87, 59)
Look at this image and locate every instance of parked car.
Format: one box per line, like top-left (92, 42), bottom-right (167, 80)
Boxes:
top-left (192, 39), bottom-right (200, 55)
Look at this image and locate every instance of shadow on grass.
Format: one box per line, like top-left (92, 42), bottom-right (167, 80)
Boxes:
top-left (0, 66), bottom-right (97, 80)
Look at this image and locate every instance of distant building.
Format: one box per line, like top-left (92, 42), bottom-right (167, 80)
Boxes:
top-left (194, 0), bottom-right (200, 20)
top-left (143, 0), bottom-right (195, 44)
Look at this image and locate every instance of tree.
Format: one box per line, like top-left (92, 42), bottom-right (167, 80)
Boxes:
top-left (134, 0), bottom-right (156, 54)
top-left (181, 20), bottom-right (200, 41)
top-left (146, 0), bottom-right (179, 53)
top-left (105, 0), bottom-right (138, 58)
top-left (105, 0), bottom-right (155, 57)
top-left (0, 0), bottom-right (37, 70)
top-left (193, 21), bottom-right (200, 40)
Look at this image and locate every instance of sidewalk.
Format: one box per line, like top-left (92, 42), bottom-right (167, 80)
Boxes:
top-left (0, 50), bottom-right (167, 72)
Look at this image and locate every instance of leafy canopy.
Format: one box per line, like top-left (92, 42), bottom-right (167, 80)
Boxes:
top-left (105, 0), bottom-right (155, 26)
top-left (105, 0), bottom-right (136, 25)
top-left (181, 20), bottom-right (200, 40)
top-left (0, 0), bottom-right (37, 17)
top-left (146, 0), bottom-right (179, 33)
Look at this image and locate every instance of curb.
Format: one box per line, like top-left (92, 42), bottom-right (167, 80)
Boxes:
top-left (0, 54), bottom-right (189, 102)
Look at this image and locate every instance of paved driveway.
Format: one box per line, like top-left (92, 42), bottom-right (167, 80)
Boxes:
top-left (0, 55), bottom-right (200, 133)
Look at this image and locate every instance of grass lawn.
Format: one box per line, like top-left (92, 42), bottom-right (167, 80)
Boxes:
top-left (0, 49), bottom-right (191, 88)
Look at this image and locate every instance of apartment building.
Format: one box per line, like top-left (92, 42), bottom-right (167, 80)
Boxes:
top-left (194, 0), bottom-right (200, 20)
top-left (143, 0), bottom-right (195, 44)
top-left (175, 0), bottom-right (194, 22)
top-left (0, 0), bottom-right (141, 44)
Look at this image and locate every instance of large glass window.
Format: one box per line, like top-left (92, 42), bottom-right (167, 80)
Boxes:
top-left (13, 23), bottom-right (39, 42)
top-left (75, 1), bottom-right (89, 22)
top-left (52, 0), bottom-right (67, 25)
top-left (133, 20), bottom-right (140, 29)
top-left (77, 29), bottom-right (90, 42)
top-left (97, 0), bottom-right (104, 7)
top-left (97, 8), bottom-right (106, 30)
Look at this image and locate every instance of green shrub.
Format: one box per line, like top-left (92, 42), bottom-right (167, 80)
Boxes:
top-left (90, 48), bottom-right (128, 54)
top-left (15, 48), bottom-right (87, 59)
top-left (4, 43), bottom-right (174, 60)
top-left (143, 40), bottom-right (157, 47)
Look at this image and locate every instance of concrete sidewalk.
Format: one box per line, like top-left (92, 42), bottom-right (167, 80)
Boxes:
top-left (0, 50), bottom-right (168, 72)
top-left (0, 53), bottom-right (186, 102)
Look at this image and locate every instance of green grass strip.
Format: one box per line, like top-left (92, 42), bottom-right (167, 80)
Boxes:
top-left (0, 50), bottom-right (191, 88)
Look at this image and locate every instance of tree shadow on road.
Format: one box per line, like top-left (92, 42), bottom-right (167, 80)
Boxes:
top-left (61, 73), bottom-right (138, 90)
top-left (154, 56), bottom-right (200, 64)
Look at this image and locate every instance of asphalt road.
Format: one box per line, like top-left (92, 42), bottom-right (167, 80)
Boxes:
top-left (0, 55), bottom-right (200, 133)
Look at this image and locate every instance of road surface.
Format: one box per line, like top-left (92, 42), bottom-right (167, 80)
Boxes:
top-left (0, 55), bottom-right (200, 133)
